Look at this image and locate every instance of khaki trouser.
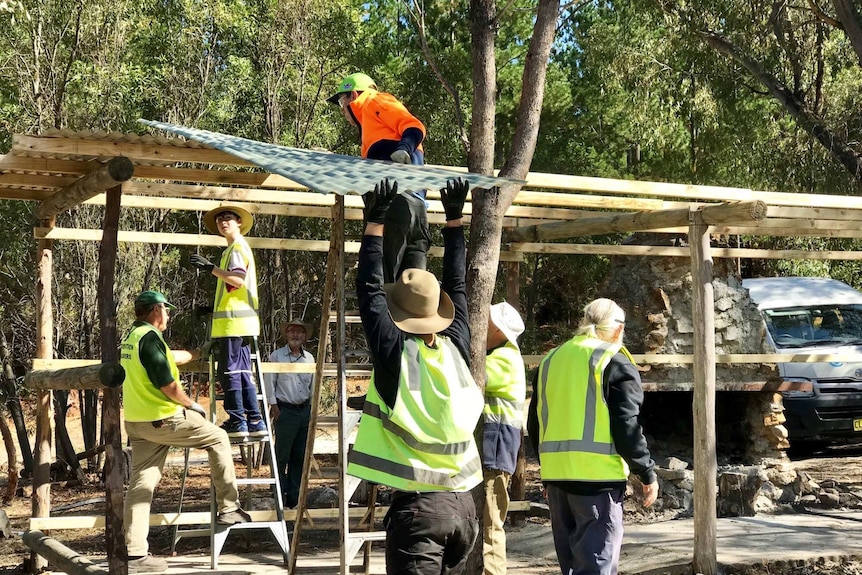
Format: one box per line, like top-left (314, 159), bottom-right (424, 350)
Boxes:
top-left (483, 468), bottom-right (512, 575)
top-left (123, 410), bottom-right (240, 556)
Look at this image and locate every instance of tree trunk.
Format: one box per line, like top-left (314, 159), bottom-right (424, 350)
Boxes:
top-left (98, 185), bottom-right (126, 574)
top-left (0, 329), bottom-right (33, 474)
top-left (468, 0), bottom-right (497, 172)
top-left (465, 1), bottom-right (561, 572)
top-left (0, 410), bottom-right (18, 504)
top-left (832, 0), bottom-right (862, 67)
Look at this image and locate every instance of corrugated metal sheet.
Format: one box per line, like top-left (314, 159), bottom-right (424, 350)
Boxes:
top-left (139, 119), bottom-right (520, 196)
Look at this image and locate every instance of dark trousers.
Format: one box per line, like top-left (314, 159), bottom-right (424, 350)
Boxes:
top-left (547, 485), bottom-right (624, 575)
top-left (384, 491), bottom-right (479, 575)
top-left (216, 337), bottom-right (261, 424)
top-left (273, 401), bottom-right (310, 508)
top-left (383, 191), bottom-right (431, 284)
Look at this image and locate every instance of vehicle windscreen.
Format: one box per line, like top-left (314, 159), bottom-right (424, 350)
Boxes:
top-left (765, 305), bottom-right (862, 348)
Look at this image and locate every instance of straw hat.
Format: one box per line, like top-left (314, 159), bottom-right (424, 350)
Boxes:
top-left (383, 268), bottom-right (454, 334)
top-left (489, 302), bottom-right (525, 346)
top-left (280, 318), bottom-right (314, 339)
top-left (203, 204), bottom-right (254, 235)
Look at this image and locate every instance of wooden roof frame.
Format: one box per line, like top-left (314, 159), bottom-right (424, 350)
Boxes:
top-left (9, 129), bottom-right (862, 575)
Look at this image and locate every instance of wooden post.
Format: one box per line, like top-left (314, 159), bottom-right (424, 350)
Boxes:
top-left (98, 184), bottom-right (126, 574)
top-left (30, 216), bottom-right (54, 574)
top-left (290, 197), bottom-right (344, 575)
top-left (22, 530), bottom-right (108, 575)
top-left (506, 260), bottom-right (527, 525)
top-left (689, 210), bottom-right (717, 575)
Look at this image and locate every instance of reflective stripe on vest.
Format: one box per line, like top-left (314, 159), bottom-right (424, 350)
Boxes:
top-left (121, 323), bottom-right (182, 422)
top-left (536, 335), bottom-right (630, 482)
top-left (211, 237), bottom-right (259, 337)
top-left (483, 342), bottom-right (526, 429)
top-left (347, 335), bottom-right (483, 492)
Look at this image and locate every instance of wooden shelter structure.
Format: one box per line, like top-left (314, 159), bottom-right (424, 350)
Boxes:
top-left (6, 128), bottom-right (862, 574)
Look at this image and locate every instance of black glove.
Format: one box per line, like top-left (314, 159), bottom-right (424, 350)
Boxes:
top-left (189, 254), bottom-right (214, 272)
top-left (439, 177), bottom-right (469, 221)
top-left (363, 179), bottom-right (398, 224)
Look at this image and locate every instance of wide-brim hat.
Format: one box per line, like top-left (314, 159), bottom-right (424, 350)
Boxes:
top-left (383, 269), bottom-right (454, 334)
top-left (203, 204), bottom-right (254, 235)
top-left (490, 301), bottom-right (525, 346)
top-left (280, 319), bottom-right (314, 339)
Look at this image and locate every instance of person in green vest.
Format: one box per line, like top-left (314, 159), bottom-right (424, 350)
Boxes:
top-left (121, 290), bottom-right (250, 574)
top-left (482, 301), bottom-right (526, 575)
top-left (348, 177), bottom-right (483, 575)
top-left (527, 298), bottom-right (658, 575)
top-left (188, 205), bottom-right (264, 437)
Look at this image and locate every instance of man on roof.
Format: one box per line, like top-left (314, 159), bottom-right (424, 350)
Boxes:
top-left (327, 72), bottom-right (431, 284)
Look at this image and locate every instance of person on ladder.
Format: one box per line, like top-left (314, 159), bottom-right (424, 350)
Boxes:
top-left (348, 177), bottom-right (483, 575)
top-left (265, 319), bottom-right (315, 509)
top-left (121, 290), bottom-right (251, 574)
top-left (187, 205), bottom-right (265, 438)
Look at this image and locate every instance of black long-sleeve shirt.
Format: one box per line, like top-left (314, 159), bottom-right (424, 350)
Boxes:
top-left (527, 351), bottom-right (656, 494)
top-left (356, 227), bottom-right (470, 409)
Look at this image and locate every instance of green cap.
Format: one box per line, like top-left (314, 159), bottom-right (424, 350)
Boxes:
top-left (326, 72), bottom-right (378, 104)
top-left (135, 290), bottom-right (176, 310)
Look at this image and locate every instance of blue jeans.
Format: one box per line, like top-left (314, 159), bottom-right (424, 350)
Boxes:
top-left (384, 491), bottom-right (479, 575)
top-left (547, 486), bottom-right (624, 575)
top-left (215, 337), bottom-right (261, 425)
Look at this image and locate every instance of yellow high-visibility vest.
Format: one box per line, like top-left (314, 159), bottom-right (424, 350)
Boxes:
top-left (121, 323), bottom-right (182, 422)
top-left (348, 336), bottom-right (484, 492)
top-left (536, 335), bottom-right (631, 482)
top-left (211, 237), bottom-right (259, 337)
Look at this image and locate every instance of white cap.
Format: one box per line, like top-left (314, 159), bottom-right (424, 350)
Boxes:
top-left (489, 302), bottom-right (525, 346)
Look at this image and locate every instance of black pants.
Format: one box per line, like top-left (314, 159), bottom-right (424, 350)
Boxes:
top-left (383, 191), bottom-right (431, 284)
top-left (383, 491), bottom-right (479, 575)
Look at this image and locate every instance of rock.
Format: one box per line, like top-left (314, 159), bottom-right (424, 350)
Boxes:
top-left (306, 486), bottom-right (338, 508)
top-left (820, 479), bottom-right (838, 489)
top-left (819, 491), bottom-right (840, 508)
top-left (718, 471), bottom-right (764, 517)
top-left (663, 456), bottom-right (689, 471)
top-left (765, 466), bottom-right (797, 487)
top-left (656, 468), bottom-right (686, 481)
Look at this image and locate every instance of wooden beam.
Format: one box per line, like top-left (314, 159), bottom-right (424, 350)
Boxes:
top-left (29, 501), bottom-right (535, 531)
top-left (37, 157), bottom-right (134, 219)
top-left (25, 364), bottom-right (124, 390)
top-left (31, 227), bottom-right (525, 262)
top-left (509, 201), bottom-right (767, 242)
top-left (22, 531), bottom-right (107, 575)
top-left (0, 173), bottom-right (76, 189)
top-left (640, 380), bottom-right (812, 392)
top-left (12, 134), bottom-right (250, 167)
top-left (510, 242), bottom-right (862, 260)
top-left (690, 211), bottom-right (717, 575)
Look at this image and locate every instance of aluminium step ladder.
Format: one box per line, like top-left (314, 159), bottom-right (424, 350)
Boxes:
top-left (172, 336), bottom-right (290, 569)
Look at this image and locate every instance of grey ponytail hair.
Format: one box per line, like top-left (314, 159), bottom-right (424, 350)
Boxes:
top-left (575, 298), bottom-right (626, 340)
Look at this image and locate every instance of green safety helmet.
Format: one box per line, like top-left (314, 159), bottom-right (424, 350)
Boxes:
top-left (326, 72), bottom-right (378, 104)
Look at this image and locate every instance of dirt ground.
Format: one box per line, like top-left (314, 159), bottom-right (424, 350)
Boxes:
top-left (6, 398), bottom-right (862, 574)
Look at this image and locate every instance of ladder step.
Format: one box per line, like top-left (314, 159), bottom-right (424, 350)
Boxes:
top-left (345, 531), bottom-right (387, 564)
top-left (328, 312), bottom-right (362, 323)
top-left (228, 434), bottom-right (271, 444)
top-left (236, 477), bottom-right (278, 486)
